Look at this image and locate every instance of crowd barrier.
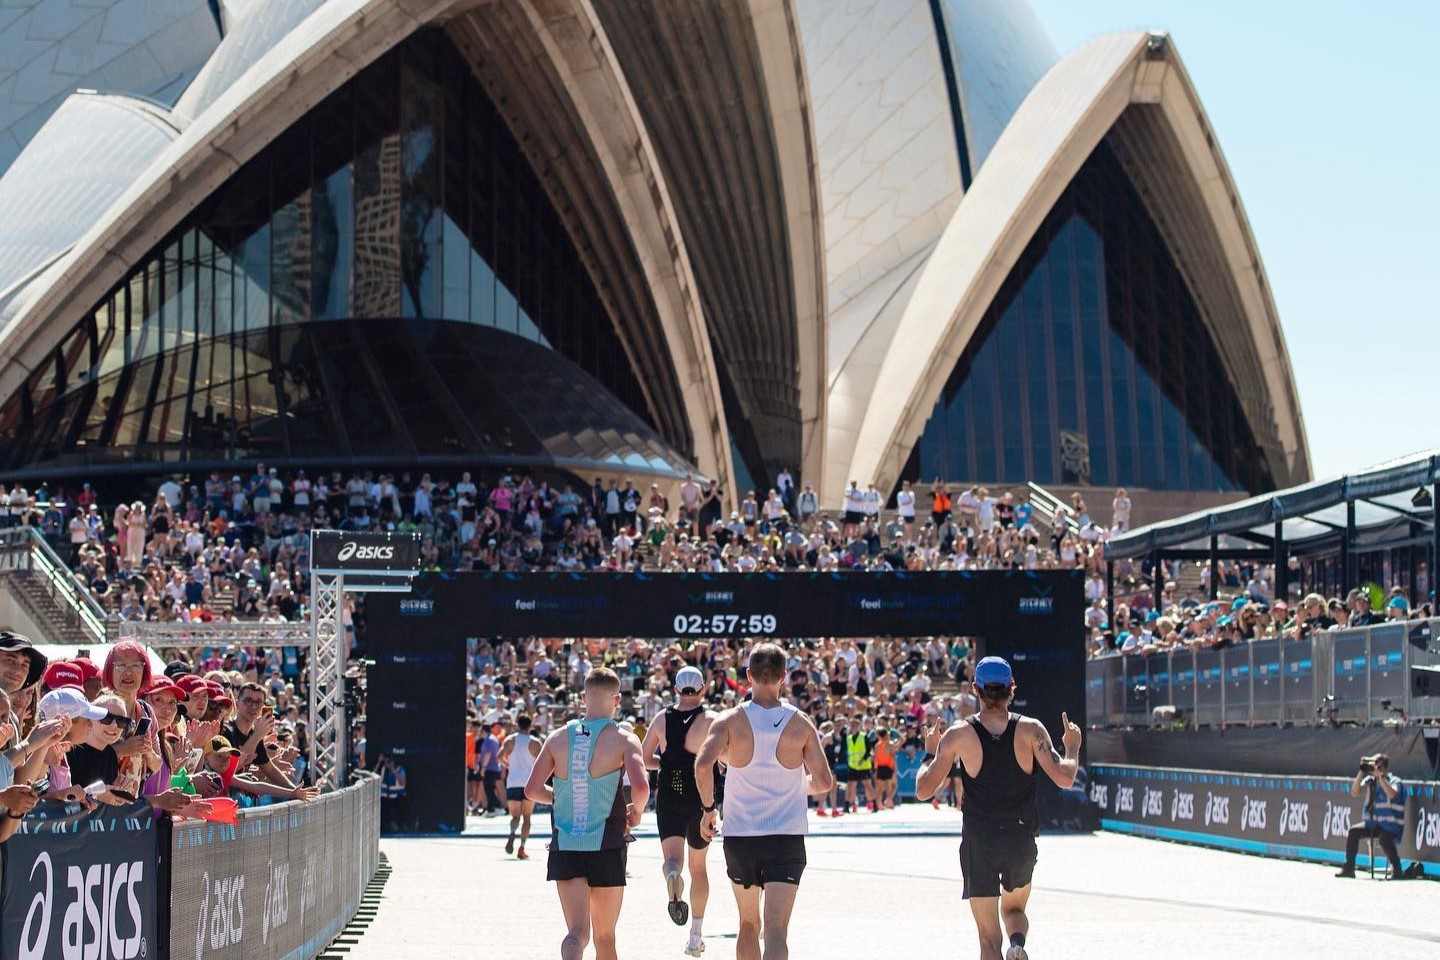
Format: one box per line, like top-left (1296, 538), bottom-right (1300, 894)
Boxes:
top-left (1086, 618), bottom-right (1440, 728)
top-left (1091, 763), bottom-right (1440, 877)
top-left (0, 774), bottom-right (379, 960)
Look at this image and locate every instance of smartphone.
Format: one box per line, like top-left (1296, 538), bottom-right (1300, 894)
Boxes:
top-left (83, 781), bottom-right (107, 798)
top-left (133, 718), bottom-right (152, 738)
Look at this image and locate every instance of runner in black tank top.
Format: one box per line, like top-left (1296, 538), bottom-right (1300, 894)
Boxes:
top-left (640, 667), bottom-right (718, 956)
top-left (913, 657), bottom-right (1082, 960)
top-left (959, 714), bottom-right (1039, 829)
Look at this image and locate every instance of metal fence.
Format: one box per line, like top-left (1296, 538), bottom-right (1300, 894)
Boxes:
top-left (1086, 618), bottom-right (1440, 728)
top-left (0, 775), bottom-right (378, 960)
top-left (169, 773), bottom-right (380, 960)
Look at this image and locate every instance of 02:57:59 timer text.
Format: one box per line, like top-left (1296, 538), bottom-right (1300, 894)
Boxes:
top-left (672, 614), bottom-right (778, 635)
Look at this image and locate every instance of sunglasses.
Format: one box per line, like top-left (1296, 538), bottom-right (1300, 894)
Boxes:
top-left (98, 714), bottom-right (133, 733)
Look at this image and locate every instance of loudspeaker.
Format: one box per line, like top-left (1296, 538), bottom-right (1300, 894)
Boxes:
top-left (1411, 664), bottom-right (1440, 697)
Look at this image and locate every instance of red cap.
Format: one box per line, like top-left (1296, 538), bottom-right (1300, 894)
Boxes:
top-left (142, 677), bottom-right (188, 701)
top-left (175, 675), bottom-right (208, 695)
top-left (43, 661), bottom-right (86, 691)
top-left (71, 657), bottom-right (101, 682)
top-left (204, 680), bottom-right (226, 698)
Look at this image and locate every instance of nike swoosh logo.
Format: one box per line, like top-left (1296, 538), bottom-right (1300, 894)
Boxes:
top-left (773, 719), bottom-right (784, 728)
top-left (682, 714), bottom-right (696, 725)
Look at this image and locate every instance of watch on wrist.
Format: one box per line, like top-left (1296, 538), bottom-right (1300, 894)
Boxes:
top-left (701, 801), bottom-right (717, 813)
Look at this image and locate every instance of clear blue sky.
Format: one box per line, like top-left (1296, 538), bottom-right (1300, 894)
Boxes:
top-left (1027, 0), bottom-right (1440, 481)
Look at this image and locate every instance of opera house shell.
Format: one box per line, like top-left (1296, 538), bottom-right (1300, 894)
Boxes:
top-left (0, 0), bottom-right (1310, 503)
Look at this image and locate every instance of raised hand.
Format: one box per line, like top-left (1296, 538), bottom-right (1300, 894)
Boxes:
top-left (924, 720), bottom-right (945, 757)
top-left (1060, 711), bottom-right (1082, 754)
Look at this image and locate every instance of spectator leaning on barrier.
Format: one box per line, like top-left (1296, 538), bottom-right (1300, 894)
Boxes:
top-left (223, 681), bottom-right (314, 803)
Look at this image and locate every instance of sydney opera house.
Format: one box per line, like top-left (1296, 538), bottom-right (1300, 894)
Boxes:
top-left (0, 0), bottom-right (1310, 505)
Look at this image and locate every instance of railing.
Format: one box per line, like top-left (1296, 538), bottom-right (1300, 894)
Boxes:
top-left (0, 525), bottom-right (111, 642)
top-left (1086, 618), bottom-right (1440, 728)
top-left (1026, 481), bottom-right (1063, 536)
top-left (116, 618), bottom-right (313, 647)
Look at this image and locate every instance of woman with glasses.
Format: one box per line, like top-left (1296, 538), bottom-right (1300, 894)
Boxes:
top-left (102, 641), bottom-right (160, 800)
top-left (66, 692), bottom-right (133, 805)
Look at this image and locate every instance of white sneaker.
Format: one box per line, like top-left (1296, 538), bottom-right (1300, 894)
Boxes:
top-left (684, 936), bottom-right (706, 957)
top-left (1004, 945), bottom-right (1028, 960)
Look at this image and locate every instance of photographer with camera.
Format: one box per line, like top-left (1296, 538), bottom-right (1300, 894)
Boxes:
top-left (1335, 753), bottom-right (1420, 879)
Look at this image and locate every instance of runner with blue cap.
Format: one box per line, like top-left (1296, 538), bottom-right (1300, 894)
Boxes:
top-left (914, 656), bottom-right (1082, 960)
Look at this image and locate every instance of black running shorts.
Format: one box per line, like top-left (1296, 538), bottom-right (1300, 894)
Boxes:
top-left (876, 766), bottom-right (895, 782)
top-left (656, 802), bottom-right (710, 849)
top-left (959, 821), bottom-right (1037, 899)
top-left (724, 835), bottom-right (806, 888)
top-left (505, 787), bottom-right (528, 803)
top-left (547, 846), bottom-right (628, 888)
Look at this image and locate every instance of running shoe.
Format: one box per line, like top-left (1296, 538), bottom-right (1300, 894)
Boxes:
top-left (505, 836), bottom-right (515, 855)
top-left (1004, 945), bottom-right (1028, 960)
top-left (666, 872), bottom-right (689, 925)
top-left (684, 936), bottom-right (706, 957)
top-left (517, 848), bottom-right (529, 861)
top-left (816, 809), bottom-right (829, 817)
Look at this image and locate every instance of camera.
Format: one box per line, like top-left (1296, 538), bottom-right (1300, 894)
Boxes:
top-left (1359, 754), bottom-right (1379, 775)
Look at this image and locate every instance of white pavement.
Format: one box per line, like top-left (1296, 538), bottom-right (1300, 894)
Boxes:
top-left (345, 807), bottom-right (1438, 960)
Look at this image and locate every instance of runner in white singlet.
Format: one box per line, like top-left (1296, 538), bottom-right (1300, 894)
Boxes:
top-left (696, 643), bottom-right (833, 960)
top-left (501, 715), bottom-right (541, 859)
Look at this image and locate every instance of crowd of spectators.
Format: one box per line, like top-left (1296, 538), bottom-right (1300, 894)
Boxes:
top-left (0, 630), bottom-right (317, 839)
top-left (13, 469), bottom-right (1139, 813)
top-left (1096, 567), bottom-right (1433, 660)
top-left (466, 634), bottom-right (992, 813)
top-left (11, 471), bottom-right (1141, 627)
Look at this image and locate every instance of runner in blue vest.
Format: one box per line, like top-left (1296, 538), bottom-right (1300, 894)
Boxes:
top-left (526, 668), bottom-right (648, 960)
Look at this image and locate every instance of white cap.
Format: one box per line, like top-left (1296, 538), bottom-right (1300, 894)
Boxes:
top-left (674, 666), bottom-right (705, 694)
top-left (38, 687), bottom-right (107, 721)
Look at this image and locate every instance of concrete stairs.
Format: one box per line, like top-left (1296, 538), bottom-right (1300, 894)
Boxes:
top-left (0, 568), bottom-right (102, 645)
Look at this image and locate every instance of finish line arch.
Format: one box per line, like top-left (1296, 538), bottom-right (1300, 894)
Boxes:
top-left (365, 571), bottom-right (1085, 832)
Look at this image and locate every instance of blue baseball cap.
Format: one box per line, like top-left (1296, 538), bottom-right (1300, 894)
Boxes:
top-left (974, 657), bottom-right (1013, 685)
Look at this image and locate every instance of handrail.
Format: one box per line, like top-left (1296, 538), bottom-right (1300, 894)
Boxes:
top-left (1026, 481), bottom-right (1064, 533)
top-left (0, 526), bottom-right (111, 642)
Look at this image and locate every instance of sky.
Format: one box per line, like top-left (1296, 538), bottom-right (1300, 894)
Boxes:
top-left (1026, 0), bottom-right (1440, 481)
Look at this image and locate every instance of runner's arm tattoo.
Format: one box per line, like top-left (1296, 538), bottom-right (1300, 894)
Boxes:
top-left (1034, 722), bottom-right (1062, 763)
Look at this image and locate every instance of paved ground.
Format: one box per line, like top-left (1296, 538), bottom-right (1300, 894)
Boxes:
top-left (345, 807), bottom-right (1438, 959)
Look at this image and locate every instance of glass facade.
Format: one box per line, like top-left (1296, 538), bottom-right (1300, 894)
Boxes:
top-left (908, 139), bottom-right (1274, 493)
top-left (0, 30), bottom-right (682, 478)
